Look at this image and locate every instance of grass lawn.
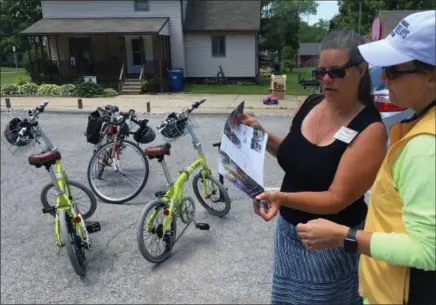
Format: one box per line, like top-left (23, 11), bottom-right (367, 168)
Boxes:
top-left (183, 67), bottom-right (316, 96)
top-left (1, 67), bottom-right (30, 85)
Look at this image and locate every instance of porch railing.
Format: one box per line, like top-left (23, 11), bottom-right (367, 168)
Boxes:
top-left (28, 58), bottom-right (172, 92)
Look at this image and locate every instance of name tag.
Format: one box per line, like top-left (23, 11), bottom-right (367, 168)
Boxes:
top-left (334, 126), bottom-right (358, 144)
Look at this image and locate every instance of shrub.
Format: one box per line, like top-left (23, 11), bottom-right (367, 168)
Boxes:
top-left (14, 76), bottom-right (28, 86)
top-left (281, 59), bottom-right (296, 73)
top-left (60, 84), bottom-right (76, 96)
top-left (37, 84), bottom-right (61, 96)
top-left (1, 84), bottom-right (19, 95)
top-left (18, 83), bottom-right (39, 96)
top-left (103, 88), bottom-right (117, 97)
top-left (75, 81), bottom-right (103, 97)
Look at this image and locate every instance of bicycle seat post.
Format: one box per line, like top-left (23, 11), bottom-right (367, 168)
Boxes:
top-left (159, 157), bottom-right (173, 186)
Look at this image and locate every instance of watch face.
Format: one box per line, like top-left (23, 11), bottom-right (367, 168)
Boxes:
top-left (344, 237), bottom-right (358, 252)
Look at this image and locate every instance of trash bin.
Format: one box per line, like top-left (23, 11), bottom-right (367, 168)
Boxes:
top-left (167, 68), bottom-right (184, 92)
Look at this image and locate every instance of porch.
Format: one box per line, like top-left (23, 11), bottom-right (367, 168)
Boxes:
top-left (20, 17), bottom-right (172, 93)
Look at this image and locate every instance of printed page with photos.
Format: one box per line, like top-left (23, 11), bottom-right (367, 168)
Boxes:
top-left (218, 101), bottom-right (268, 199)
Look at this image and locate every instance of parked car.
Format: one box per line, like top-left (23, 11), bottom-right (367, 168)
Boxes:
top-left (369, 65), bottom-right (414, 145)
top-left (298, 66), bottom-right (414, 144)
top-left (299, 66), bottom-right (414, 205)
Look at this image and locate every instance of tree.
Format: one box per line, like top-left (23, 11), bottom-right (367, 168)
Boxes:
top-left (330, 0), bottom-right (436, 36)
top-left (0, 0), bottom-right (42, 54)
top-left (299, 19), bottom-right (329, 42)
top-left (260, 0), bottom-right (318, 58)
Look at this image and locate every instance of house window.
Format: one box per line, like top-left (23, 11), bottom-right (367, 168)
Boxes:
top-left (211, 36), bottom-right (226, 57)
top-left (134, 0), bottom-right (149, 11)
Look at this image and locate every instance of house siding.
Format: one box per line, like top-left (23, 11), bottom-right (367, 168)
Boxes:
top-left (184, 33), bottom-right (256, 78)
top-left (41, 0), bottom-right (185, 72)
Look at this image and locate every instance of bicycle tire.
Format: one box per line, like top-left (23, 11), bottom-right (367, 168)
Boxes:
top-left (192, 172), bottom-right (231, 217)
top-left (59, 210), bottom-right (87, 276)
top-left (87, 139), bottom-right (149, 204)
top-left (136, 199), bottom-right (177, 264)
top-left (40, 180), bottom-right (97, 220)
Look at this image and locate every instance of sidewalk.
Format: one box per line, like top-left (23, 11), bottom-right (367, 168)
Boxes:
top-left (0, 93), bottom-right (306, 116)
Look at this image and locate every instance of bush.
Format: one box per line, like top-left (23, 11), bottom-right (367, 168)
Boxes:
top-left (281, 59), bottom-right (296, 73)
top-left (60, 84), bottom-right (76, 96)
top-left (14, 76), bottom-right (28, 86)
top-left (37, 84), bottom-right (61, 96)
top-left (103, 88), bottom-right (117, 97)
top-left (17, 83), bottom-right (38, 96)
top-left (1, 84), bottom-right (19, 95)
top-left (75, 81), bottom-right (103, 97)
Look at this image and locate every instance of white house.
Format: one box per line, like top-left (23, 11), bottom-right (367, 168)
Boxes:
top-left (21, 0), bottom-right (261, 93)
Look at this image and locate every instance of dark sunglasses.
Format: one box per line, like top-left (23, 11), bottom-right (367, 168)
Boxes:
top-left (312, 60), bottom-right (358, 80)
top-left (383, 66), bottom-right (421, 80)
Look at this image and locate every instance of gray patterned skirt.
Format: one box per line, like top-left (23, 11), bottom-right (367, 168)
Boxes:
top-left (271, 215), bottom-right (363, 305)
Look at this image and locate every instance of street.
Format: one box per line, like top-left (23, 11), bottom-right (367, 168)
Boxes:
top-left (1, 112), bottom-right (292, 304)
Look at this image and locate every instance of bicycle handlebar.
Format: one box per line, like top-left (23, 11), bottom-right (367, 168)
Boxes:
top-left (157, 99), bottom-right (206, 130)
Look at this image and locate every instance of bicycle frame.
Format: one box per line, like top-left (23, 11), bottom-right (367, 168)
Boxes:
top-left (147, 121), bottom-right (217, 233)
top-left (32, 121), bottom-right (87, 247)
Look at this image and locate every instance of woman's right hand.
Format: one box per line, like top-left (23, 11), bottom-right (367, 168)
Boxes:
top-left (239, 114), bottom-right (263, 131)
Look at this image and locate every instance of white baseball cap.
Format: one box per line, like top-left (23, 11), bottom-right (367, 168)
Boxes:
top-left (358, 10), bottom-right (435, 67)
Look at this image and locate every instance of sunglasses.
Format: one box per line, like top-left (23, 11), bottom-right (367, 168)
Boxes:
top-left (312, 60), bottom-right (358, 80)
top-left (383, 66), bottom-right (421, 80)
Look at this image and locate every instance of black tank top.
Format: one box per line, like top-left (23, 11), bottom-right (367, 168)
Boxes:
top-left (276, 94), bottom-right (383, 227)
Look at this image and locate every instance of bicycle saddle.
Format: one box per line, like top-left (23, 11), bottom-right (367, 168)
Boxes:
top-left (143, 143), bottom-right (171, 157)
top-left (28, 151), bottom-right (62, 166)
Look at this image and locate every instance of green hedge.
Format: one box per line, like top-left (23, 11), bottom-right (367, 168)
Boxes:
top-left (1, 81), bottom-right (118, 98)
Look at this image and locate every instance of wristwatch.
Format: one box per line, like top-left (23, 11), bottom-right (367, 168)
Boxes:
top-left (343, 228), bottom-right (358, 253)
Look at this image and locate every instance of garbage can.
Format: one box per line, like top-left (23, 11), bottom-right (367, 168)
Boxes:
top-left (167, 69), bottom-right (184, 92)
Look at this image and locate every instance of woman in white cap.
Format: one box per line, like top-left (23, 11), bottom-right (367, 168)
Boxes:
top-left (294, 10), bottom-right (436, 305)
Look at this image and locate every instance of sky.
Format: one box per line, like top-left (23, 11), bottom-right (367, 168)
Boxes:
top-left (302, 1), bottom-right (339, 25)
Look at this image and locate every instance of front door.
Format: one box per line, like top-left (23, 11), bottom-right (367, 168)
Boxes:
top-left (125, 37), bottom-right (144, 75)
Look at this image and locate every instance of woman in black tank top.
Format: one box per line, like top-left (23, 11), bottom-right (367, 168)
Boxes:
top-left (241, 30), bottom-right (387, 305)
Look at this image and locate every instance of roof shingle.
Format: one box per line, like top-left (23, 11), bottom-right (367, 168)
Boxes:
top-left (184, 0), bottom-right (261, 31)
top-left (378, 10), bottom-right (425, 33)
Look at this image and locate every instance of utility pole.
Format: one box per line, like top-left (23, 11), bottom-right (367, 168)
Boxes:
top-left (358, 0), bottom-right (362, 35)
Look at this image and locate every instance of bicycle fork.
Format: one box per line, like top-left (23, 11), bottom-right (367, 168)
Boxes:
top-left (47, 166), bottom-right (92, 249)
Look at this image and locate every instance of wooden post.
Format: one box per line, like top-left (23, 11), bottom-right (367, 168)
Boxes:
top-left (146, 101), bottom-right (150, 113)
top-left (47, 36), bottom-right (52, 59)
top-left (55, 36), bottom-right (60, 62)
top-left (78, 98), bottom-right (83, 109)
top-left (5, 98), bottom-right (11, 109)
top-left (159, 58), bottom-right (163, 93)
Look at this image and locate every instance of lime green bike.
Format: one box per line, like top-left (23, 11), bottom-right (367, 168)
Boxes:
top-left (2, 102), bottom-right (100, 276)
top-left (136, 99), bottom-right (231, 263)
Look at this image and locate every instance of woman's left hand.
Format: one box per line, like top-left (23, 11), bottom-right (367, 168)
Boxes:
top-left (296, 219), bottom-right (348, 251)
top-left (254, 191), bottom-right (283, 221)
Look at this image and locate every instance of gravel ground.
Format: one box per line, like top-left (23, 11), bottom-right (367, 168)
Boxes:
top-left (1, 112), bottom-right (292, 304)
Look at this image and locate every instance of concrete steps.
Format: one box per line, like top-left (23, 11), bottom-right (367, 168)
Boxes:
top-left (122, 78), bottom-right (142, 94)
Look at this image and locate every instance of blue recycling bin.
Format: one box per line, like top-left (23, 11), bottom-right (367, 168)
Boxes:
top-left (167, 69), bottom-right (184, 92)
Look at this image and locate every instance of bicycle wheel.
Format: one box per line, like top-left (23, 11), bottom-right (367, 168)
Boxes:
top-left (136, 199), bottom-right (177, 264)
top-left (192, 172), bottom-right (231, 217)
top-left (87, 139), bottom-right (149, 204)
top-left (59, 210), bottom-right (87, 276)
top-left (40, 180), bottom-right (97, 220)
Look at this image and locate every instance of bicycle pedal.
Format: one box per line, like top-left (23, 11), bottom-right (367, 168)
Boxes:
top-left (195, 223), bottom-right (210, 231)
top-left (42, 207), bottom-right (55, 214)
top-left (86, 221), bottom-right (101, 234)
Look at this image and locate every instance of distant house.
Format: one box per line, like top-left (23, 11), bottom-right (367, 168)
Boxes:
top-left (297, 43), bottom-right (320, 67)
top-left (365, 10), bottom-right (424, 42)
top-left (20, 0), bottom-right (261, 93)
